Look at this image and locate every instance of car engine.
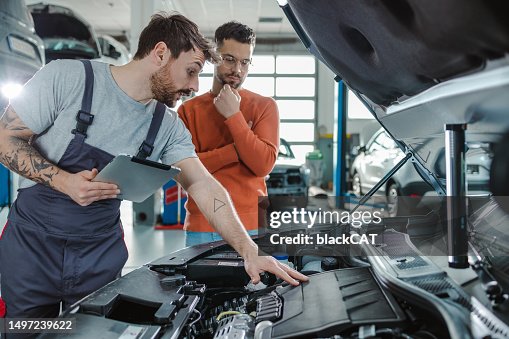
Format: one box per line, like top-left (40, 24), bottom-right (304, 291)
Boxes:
top-left (39, 197), bottom-right (509, 339)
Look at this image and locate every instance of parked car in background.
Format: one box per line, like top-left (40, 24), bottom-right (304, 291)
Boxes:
top-left (351, 128), bottom-right (491, 215)
top-left (98, 35), bottom-right (131, 66)
top-left (0, 0), bottom-right (44, 109)
top-left (28, 3), bottom-right (102, 62)
top-left (351, 128), bottom-right (432, 197)
top-left (266, 138), bottom-right (309, 207)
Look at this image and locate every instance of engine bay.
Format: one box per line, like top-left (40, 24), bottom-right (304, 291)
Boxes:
top-left (39, 197), bottom-right (509, 339)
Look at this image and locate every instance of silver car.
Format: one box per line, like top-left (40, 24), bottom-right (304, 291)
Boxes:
top-left (351, 128), bottom-right (491, 215)
top-left (28, 3), bottom-right (102, 63)
top-left (0, 0), bottom-right (44, 108)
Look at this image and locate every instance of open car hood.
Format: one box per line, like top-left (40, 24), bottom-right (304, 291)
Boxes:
top-left (28, 3), bottom-right (100, 60)
top-left (279, 0), bottom-right (509, 194)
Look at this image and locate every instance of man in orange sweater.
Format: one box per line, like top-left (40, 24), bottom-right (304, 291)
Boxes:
top-left (178, 21), bottom-right (279, 246)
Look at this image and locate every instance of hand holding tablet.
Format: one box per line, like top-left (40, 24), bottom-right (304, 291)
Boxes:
top-left (93, 154), bottom-right (181, 202)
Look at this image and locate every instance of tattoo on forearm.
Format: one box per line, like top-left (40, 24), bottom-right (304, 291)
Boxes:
top-left (0, 106), bottom-right (60, 188)
top-left (214, 198), bottom-right (226, 212)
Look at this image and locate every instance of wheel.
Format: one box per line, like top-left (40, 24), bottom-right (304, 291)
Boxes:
top-left (352, 173), bottom-right (362, 197)
top-left (387, 183), bottom-right (402, 217)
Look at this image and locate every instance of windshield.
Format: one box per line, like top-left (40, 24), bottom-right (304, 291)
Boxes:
top-left (44, 38), bottom-right (98, 61)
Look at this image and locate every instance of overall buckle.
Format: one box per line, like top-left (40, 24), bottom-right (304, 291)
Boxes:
top-left (137, 141), bottom-right (154, 159)
top-left (71, 110), bottom-right (94, 137)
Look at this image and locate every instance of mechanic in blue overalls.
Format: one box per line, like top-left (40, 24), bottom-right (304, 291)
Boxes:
top-left (0, 12), bottom-right (307, 331)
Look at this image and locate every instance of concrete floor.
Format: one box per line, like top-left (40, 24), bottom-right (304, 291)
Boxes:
top-left (120, 201), bottom-right (186, 274)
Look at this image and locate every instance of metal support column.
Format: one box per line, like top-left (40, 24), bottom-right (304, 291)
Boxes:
top-left (445, 124), bottom-right (469, 268)
top-left (333, 80), bottom-right (347, 208)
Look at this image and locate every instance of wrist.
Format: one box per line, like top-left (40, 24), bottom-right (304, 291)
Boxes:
top-left (225, 110), bottom-right (240, 120)
top-left (52, 170), bottom-right (70, 194)
top-left (239, 240), bottom-right (258, 260)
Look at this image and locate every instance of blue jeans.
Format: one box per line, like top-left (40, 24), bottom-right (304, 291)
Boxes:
top-left (186, 230), bottom-right (258, 247)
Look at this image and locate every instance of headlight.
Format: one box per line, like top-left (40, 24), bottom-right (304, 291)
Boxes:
top-left (1, 83), bottom-right (23, 100)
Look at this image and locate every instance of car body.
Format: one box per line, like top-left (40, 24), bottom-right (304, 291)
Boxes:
top-left (266, 138), bottom-right (309, 206)
top-left (0, 0), bottom-right (44, 109)
top-left (28, 3), bottom-right (102, 63)
top-left (98, 34), bottom-right (131, 66)
top-left (350, 128), bottom-right (432, 198)
top-left (350, 128), bottom-right (491, 214)
top-left (267, 138), bottom-right (309, 196)
top-left (38, 2), bottom-right (509, 339)
top-left (0, 0), bottom-right (44, 206)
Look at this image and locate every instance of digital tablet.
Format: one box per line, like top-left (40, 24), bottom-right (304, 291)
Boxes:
top-left (93, 154), bottom-right (181, 202)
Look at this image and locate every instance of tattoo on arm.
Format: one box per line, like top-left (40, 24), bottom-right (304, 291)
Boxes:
top-left (0, 106), bottom-right (61, 188)
top-left (214, 198), bottom-right (226, 212)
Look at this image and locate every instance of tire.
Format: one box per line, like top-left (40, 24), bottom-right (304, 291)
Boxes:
top-left (352, 173), bottom-right (362, 197)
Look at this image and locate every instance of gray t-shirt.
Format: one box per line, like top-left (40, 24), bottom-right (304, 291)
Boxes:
top-left (10, 59), bottom-right (197, 189)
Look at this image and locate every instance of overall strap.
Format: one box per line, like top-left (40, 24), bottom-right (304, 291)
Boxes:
top-left (71, 60), bottom-right (95, 138)
top-left (136, 102), bottom-right (166, 159)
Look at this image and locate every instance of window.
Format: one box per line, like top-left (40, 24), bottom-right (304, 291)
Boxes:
top-left (276, 56), bottom-right (315, 74)
top-left (377, 131), bottom-right (396, 149)
top-left (274, 55), bottom-right (316, 164)
top-left (277, 100), bottom-right (315, 120)
top-left (188, 54), bottom-right (317, 165)
top-left (347, 88), bottom-right (374, 119)
top-left (250, 55), bottom-right (275, 74)
top-left (280, 122), bottom-right (315, 142)
top-left (276, 77), bottom-right (315, 97)
top-left (334, 83), bottom-right (375, 119)
top-left (243, 77), bottom-right (274, 97)
top-left (368, 131), bottom-right (396, 153)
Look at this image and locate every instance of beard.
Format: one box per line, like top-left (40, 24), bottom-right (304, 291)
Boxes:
top-left (216, 70), bottom-right (245, 89)
top-left (150, 63), bottom-right (190, 107)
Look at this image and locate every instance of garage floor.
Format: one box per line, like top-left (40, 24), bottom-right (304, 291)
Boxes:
top-left (120, 201), bottom-right (186, 275)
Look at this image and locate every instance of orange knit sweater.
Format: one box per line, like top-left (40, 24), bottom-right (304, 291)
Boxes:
top-left (178, 89), bottom-right (279, 232)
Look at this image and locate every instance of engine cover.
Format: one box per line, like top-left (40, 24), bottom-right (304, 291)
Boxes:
top-left (257, 267), bottom-right (406, 338)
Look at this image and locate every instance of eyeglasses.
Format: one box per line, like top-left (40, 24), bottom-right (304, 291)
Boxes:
top-left (221, 55), bottom-right (252, 69)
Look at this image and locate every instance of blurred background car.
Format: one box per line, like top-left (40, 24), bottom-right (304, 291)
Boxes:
top-left (350, 128), bottom-right (432, 198)
top-left (98, 34), bottom-right (131, 66)
top-left (266, 138), bottom-right (309, 207)
top-left (1, 0), bottom-right (45, 208)
top-left (28, 3), bottom-right (102, 62)
top-left (350, 128), bottom-right (491, 215)
top-left (0, 0), bottom-right (44, 109)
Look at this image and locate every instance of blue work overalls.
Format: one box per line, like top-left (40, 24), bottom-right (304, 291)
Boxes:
top-left (0, 60), bottom-right (166, 324)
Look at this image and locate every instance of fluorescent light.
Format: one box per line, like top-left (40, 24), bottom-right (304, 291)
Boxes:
top-left (276, 0), bottom-right (288, 6)
top-left (1, 83), bottom-right (23, 100)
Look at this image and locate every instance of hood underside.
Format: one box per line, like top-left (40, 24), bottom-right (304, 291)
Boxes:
top-left (29, 3), bottom-right (100, 58)
top-left (281, 0), bottom-right (509, 192)
top-left (282, 0), bottom-right (509, 106)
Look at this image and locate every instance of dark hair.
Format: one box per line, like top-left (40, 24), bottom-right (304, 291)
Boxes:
top-left (215, 21), bottom-right (256, 48)
top-left (133, 12), bottom-right (220, 63)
